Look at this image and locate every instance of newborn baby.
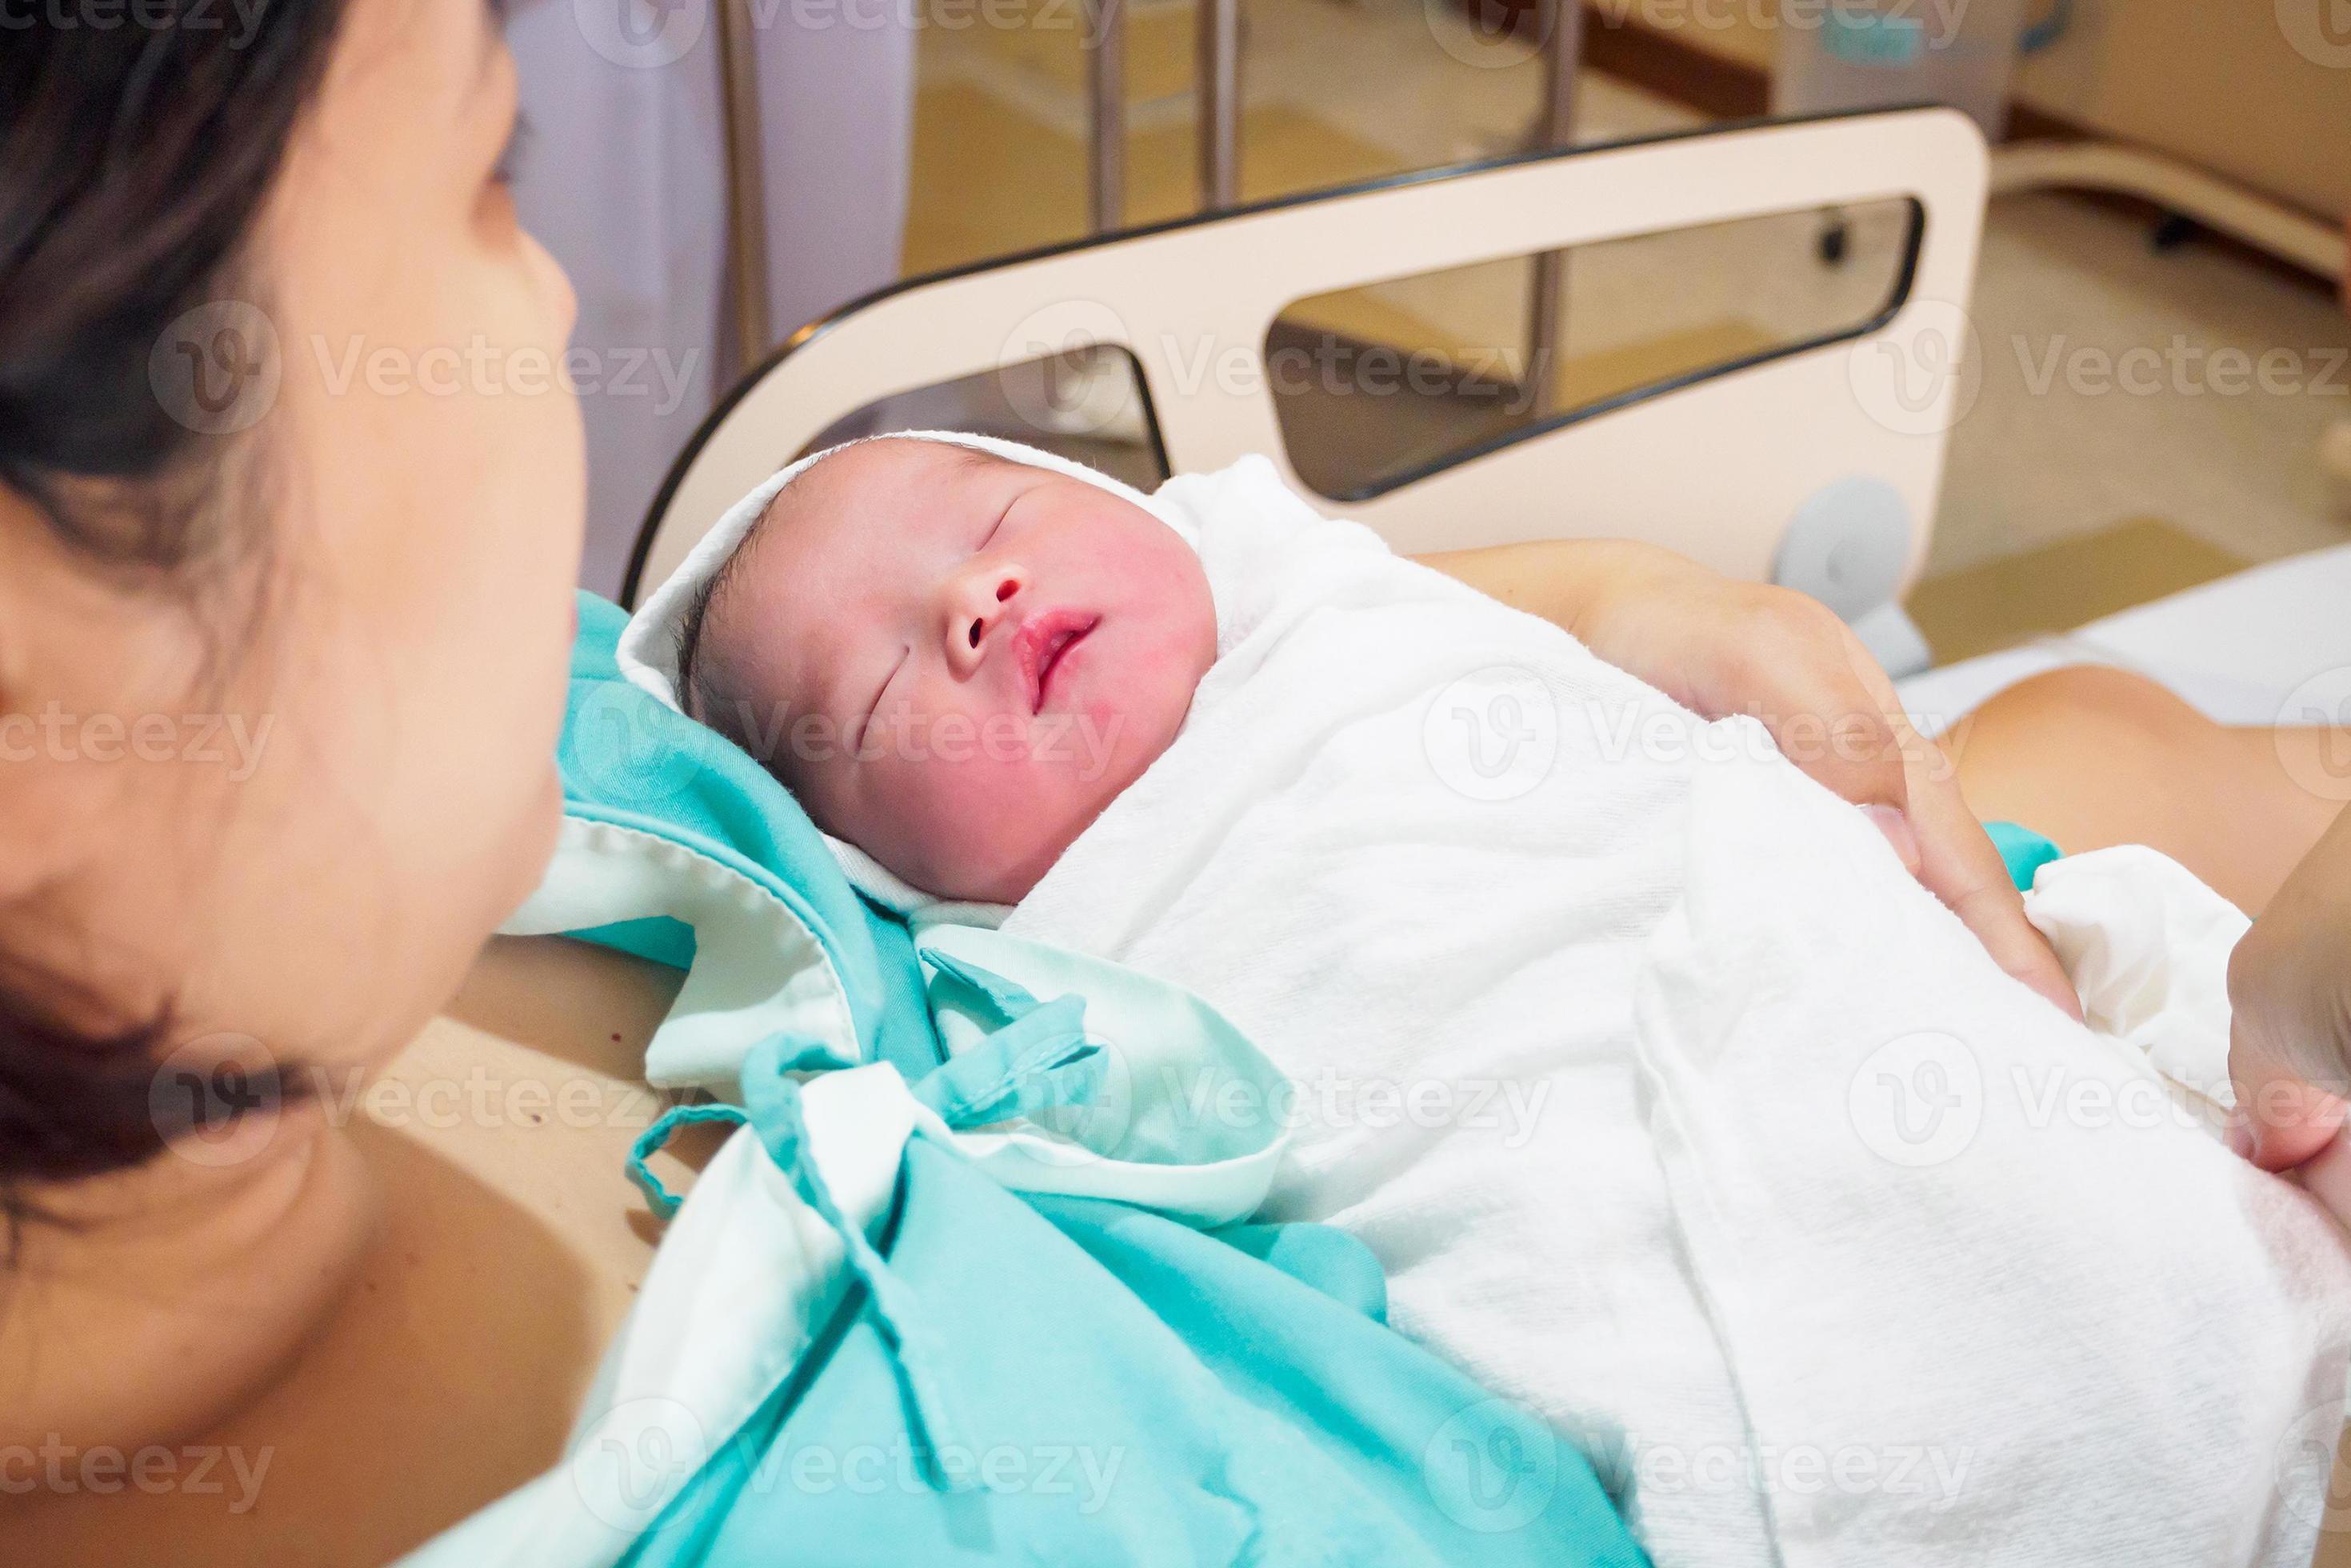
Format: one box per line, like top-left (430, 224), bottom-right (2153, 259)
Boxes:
top-left (644, 433), bottom-right (2351, 1568)
top-left (674, 435), bottom-right (1215, 904)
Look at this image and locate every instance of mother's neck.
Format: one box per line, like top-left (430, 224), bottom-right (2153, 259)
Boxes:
top-left (0, 1113), bottom-right (376, 1455)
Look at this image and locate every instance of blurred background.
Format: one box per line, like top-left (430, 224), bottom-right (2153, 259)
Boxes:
top-left (518, 0), bottom-right (2351, 670)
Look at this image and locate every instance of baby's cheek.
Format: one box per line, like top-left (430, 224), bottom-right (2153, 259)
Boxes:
top-left (923, 737), bottom-right (1113, 890)
top-left (969, 738), bottom-right (1093, 837)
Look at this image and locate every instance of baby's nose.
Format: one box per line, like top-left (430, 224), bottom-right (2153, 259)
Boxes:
top-left (945, 562), bottom-right (1026, 673)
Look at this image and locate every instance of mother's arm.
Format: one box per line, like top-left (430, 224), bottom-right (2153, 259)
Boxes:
top-left (1414, 538), bottom-right (2081, 1017)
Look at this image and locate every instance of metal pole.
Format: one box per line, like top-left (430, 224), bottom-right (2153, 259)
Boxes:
top-left (1197, 0), bottom-right (1241, 211)
top-left (1088, 0), bottom-right (1127, 232)
top-left (716, 0), bottom-right (773, 368)
top-left (1524, 0), bottom-right (1581, 417)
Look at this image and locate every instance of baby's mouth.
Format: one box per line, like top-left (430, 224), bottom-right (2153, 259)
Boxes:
top-left (1016, 609), bottom-right (1100, 714)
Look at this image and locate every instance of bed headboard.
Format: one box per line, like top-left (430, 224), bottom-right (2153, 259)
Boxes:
top-left (626, 107), bottom-right (1986, 614)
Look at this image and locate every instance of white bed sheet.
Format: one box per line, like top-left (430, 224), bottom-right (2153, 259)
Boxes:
top-left (1897, 542), bottom-right (2351, 735)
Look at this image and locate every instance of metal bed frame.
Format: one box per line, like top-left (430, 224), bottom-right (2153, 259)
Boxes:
top-left (627, 107), bottom-right (1986, 660)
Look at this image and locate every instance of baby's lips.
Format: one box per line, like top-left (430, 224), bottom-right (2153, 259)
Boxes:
top-left (1012, 607), bottom-right (1098, 715)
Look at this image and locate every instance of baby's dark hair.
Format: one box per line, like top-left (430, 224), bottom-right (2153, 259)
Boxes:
top-left (673, 535), bottom-right (758, 745)
top-left (673, 446), bottom-right (847, 774)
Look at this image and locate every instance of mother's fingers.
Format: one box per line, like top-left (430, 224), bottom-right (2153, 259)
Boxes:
top-left (1594, 574), bottom-right (2078, 1013)
top-left (1717, 595), bottom-right (2078, 1015)
top-left (1712, 599), bottom-right (1913, 825)
top-left (1904, 755), bottom-right (2084, 1020)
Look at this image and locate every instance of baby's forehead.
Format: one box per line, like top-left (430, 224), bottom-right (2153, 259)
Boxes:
top-left (754, 438), bottom-right (1000, 552)
top-left (733, 438), bottom-right (1006, 610)
top-left (806, 436), bottom-right (1002, 506)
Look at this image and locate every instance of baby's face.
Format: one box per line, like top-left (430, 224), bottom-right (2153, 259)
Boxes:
top-left (699, 439), bottom-right (1215, 903)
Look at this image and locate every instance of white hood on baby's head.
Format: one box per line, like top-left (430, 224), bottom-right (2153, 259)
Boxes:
top-left (614, 430), bottom-right (1200, 922)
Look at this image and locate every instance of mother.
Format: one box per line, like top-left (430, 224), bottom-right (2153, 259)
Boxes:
top-left (3, 2), bottom-right (2336, 1560)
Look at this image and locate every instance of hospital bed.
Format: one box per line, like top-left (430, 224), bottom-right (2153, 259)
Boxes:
top-left (517, 105), bottom-right (2351, 1559)
top-left (633, 108), bottom-right (1968, 609)
top-left (628, 102), bottom-right (2350, 778)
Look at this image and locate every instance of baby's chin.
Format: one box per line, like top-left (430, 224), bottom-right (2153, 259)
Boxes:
top-left (885, 757), bottom-right (1155, 906)
top-left (892, 824), bottom-right (1074, 906)
top-left (863, 646), bottom-right (1205, 904)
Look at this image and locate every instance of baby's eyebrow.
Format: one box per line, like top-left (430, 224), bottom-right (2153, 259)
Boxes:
top-left (938, 443), bottom-right (1004, 474)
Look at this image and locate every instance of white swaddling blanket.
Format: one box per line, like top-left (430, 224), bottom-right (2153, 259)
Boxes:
top-left (998, 456), bottom-right (2351, 1567)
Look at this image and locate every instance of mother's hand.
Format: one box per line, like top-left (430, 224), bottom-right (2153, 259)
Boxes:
top-left (1421, 538), bottom-right (2082, 1018)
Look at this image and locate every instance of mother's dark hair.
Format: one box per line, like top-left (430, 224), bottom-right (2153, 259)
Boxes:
top-left (0, 3), bottom-right (350, 1202)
